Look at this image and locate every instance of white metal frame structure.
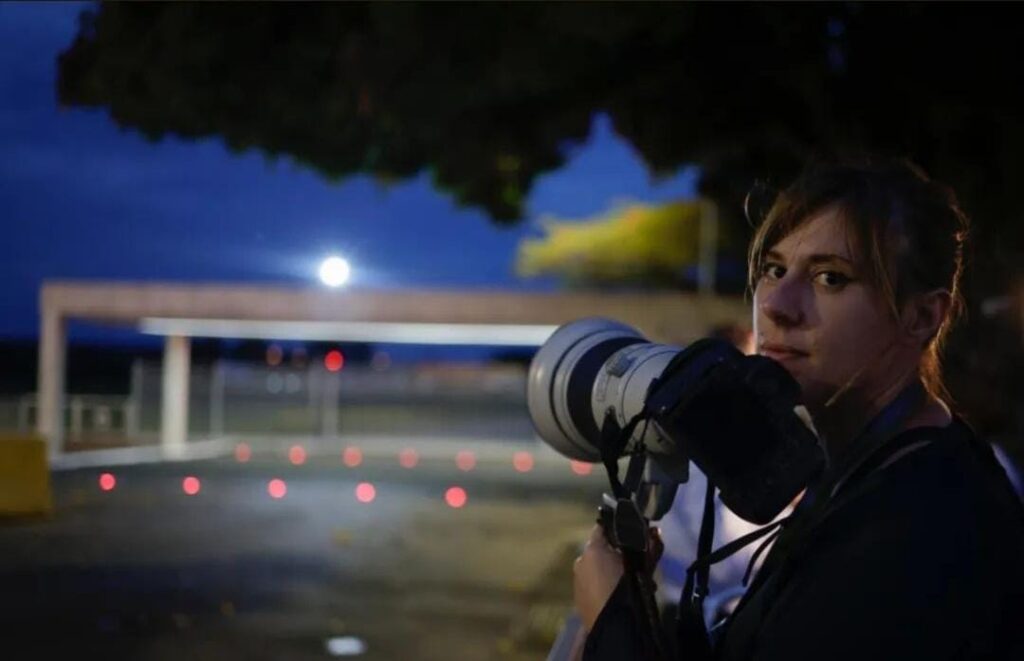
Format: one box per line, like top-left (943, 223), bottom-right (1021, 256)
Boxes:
top-left (37, 281), bottom-right (750, 460)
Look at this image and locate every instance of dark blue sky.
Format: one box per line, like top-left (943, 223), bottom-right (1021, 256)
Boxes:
top-left (0, 2), bottom-right (698, 342)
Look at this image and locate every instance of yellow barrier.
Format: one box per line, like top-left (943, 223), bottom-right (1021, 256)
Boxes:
top-left (0, 434), bottom-right (53, 517)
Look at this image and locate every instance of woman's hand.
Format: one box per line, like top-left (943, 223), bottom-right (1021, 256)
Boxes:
top-left (573, 525), bottom-right (625, 631)
top-left (573, 524), bottom-right (666, 632)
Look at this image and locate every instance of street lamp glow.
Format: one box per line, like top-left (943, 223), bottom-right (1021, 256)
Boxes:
top-left (318, 256), bottom-right (351, 287)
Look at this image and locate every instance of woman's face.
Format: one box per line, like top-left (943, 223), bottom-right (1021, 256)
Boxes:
top-left (753, 208), bottom-right (906, 412)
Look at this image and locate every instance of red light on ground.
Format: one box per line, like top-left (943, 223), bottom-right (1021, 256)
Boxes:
top-left (324, 350), bottom-right (345, 373)
top-left (512, 451), bottom-right (534, 473)
top-left (343, 446), bottom-right (363, 467)
top-left (182, 476), bottom-right (201, 496)
top-left (289, 445), bottom-right (307, 465)
top-left (570, 461), bottom-right (593, 476)
top-left (235, 443), bottom-right (252, 463)
top-left (455, 451), bottom-right (476, 472)
top-left (355, 482), bottom-right (376, 503)
top-left (268, 478), bottom-right (287, 499)
top-left (398, 448), bottom-right (419, 469)
top-left (99, 472), bottom-right (116, 491)
top-left (445, 486), bottom-right (467, 509)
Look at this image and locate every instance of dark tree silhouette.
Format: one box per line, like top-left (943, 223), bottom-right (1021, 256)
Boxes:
top-left (57, 2), bottom-right (1024, 436)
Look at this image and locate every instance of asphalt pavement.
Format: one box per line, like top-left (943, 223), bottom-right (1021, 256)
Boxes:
top-left (0, 437), bottom-right (607, 660)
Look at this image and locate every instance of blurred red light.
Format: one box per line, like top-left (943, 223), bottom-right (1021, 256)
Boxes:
top-left (570, 460), bottom-right (593, 476)
top-left (399, 448), bottom-right (419, 469)
top-left (355, 482), bottom-right (376, 503)
top-left (268, 478), bottom-right (287, 499)
top-left (235, 443), bottom-right (252, 463)
top-left (445, 486), bottom-right (467, 508)
top-left (343, 446), bottom-right (363, 467)
top-left (324, 350), bottom-right (344, 372)
top-left (289, 445), bottom-right (307, 465)
top-left (182, 476), bottom-right (201, 496)
top-left (455, 451), bottom-right (476, 472)
top-left (513, 452), bottom-right (534, 473)
top-left (99, 472), bottom-right (116, 491)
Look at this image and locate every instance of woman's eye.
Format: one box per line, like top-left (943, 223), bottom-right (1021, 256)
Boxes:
top-left (761, 263), bottom-right (785, 280)
top-left (814, 271), bottom-right (851, 288)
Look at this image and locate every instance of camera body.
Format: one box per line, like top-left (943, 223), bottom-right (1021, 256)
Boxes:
top-left (527, 318), bottom-right (824, 524)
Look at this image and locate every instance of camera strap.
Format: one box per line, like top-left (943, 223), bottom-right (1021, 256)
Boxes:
top-left (675, 380), bottom-right (927, 658)
top-left (599, 407), bottom-right (649, 500)
top-left (596, 407), bottom-right (674, 660)
top-left (674, 478), bottom-right (718, 660)
top-left (711, 380), bottom-right (929, 656)
top-left (750, 380), bottom-right (927, 584)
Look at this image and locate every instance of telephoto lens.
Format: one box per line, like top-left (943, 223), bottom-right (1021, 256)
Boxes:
top-left (526, 317), bottom-right (684, 461)
top-left (527, 317), bottom-right (825, 524)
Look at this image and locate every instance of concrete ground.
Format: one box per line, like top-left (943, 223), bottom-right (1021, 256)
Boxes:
top-left (0, 438), bottom-right (607, 660)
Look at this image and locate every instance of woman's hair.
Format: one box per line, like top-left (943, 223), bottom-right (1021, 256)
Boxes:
top-left (746, 157), bottom-right (970, 403)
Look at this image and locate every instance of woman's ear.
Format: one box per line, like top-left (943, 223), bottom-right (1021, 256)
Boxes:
top-left (900, 289), bottom-right (952, 346)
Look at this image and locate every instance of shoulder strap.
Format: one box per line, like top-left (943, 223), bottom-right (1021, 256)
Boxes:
top-left (720, 381), bottom-right (929, 641)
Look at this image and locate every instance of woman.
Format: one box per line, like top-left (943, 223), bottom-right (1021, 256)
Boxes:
top-left (573, 158), bottom-right (1024, 660)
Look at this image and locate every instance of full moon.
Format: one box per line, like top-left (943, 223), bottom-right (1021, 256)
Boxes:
top-left (318, 256), bottom-right (351, 287)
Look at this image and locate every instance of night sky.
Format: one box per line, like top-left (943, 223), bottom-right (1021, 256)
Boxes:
top-left (0, 2), bottom-right (699, 344)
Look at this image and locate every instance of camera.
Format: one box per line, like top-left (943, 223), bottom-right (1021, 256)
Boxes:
top-left (527, 317), bottom-right (824, 524)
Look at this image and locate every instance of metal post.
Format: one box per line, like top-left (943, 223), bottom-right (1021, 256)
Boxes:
top-left (161, 335), bottom-right (191, 458)
top-left (210, 359), bottom-right (225, 436)
top-left (125, 359), bottom-right (142, 437)
top-left (698, 199), bottom-right (719, 296)
top-left (320, 368), bottom-right (340, 437)
top-left (69, 396), bottom-right (84, 439)
top-left (307, 362), bottom-right (322, 437)
top-left (95, 404), bottom-right (111, 431)
top-left (17, 395), bottom-right (31, 432)
top-left (37, 308), bottom-right (67, 458)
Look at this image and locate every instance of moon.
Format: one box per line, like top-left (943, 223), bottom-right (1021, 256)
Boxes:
top-left (318, 256), bottom-right (351, 287)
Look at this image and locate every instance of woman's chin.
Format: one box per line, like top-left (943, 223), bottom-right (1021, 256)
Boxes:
top-left (794, 381), bottom-right (832, 414)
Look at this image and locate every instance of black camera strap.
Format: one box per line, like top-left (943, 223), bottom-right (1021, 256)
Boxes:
top-left (599, 407), bottom-right (649, 500)
top-left (713, 380), bottom-right (929, 653)
top-left (672, 380), bottom-right (927, 659)
top-left (591, 380), bottom-right (926, 659)
top-left (596, 407), bottom-right (673, 660)
top-left (674, 478), bottom-right (718, 660)
top-left (751, 380), bottom-right (927, 582)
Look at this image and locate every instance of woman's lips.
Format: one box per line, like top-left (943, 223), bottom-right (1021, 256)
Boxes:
top-left (760, 343), bottom-right (810, 363)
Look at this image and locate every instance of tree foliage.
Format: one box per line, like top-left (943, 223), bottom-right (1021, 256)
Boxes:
top-left (56, 3), bottom-right (1024, 434)
top-left (58, 3), bottom-right (1024, 278)
top-left (517, 200), bottom-right (731, 289)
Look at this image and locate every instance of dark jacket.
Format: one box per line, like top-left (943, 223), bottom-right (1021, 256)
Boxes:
top-left (584, 419), bottom-right (1024, 660)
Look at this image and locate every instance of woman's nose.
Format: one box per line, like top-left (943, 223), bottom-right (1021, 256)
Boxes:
top-left (759, 278), bottom-right (805, 327)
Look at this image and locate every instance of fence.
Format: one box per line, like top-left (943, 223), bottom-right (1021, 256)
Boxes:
top-left (0, 359), bottom-right (534, 445)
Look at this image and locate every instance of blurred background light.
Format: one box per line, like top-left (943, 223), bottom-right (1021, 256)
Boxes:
top-left (318, 256), bottom-right (351, 287)
top-left (445, 486), bottom-right (467, 508)
top-left (343, 446), bottom-right (363, 467)
top-left (325, 636), bottom-right (367, 656)
top-left (268, 478), bottom-right (287, 499)
top-left (182, 476), bottom-right (201, 495)
top-left (512, 451), bottom-right (534, 473)
top-left (99, 472), bottom-right (116, 491)
top-left (355, 482), bottom-right (376, 503)
top-left (455, 451), bottom-right (476, 471)
top-left (324, 350), bottom-right (345, 372)
top-left (235, 443), bottom-right (252, 463)
top-left (570, 461), bottom-right (593, 476)
top-left (398, 448), bottom-right (419, 469)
